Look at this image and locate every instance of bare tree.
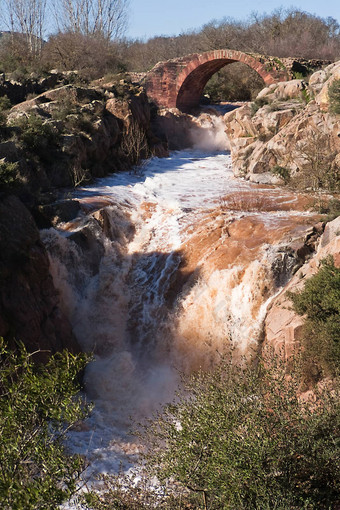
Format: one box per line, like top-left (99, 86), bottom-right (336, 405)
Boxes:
top-left (295, 129), bottom-right (338, 190)
top-left (0, 0), bottom-right (47, 57)
top-left (121, 119), bottom-right (149, 168)
top-left (56, 0), bottom-right (129, 41)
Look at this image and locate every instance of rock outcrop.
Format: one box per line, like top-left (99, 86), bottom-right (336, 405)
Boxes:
top-left (1, 80), bottom-right (168, 202)
top-left (0, 70), bottom-right (76, 105)
top-left (224, 61), bottom-right (340, 185)
top-left (263, 216), bottom-right (340, 360)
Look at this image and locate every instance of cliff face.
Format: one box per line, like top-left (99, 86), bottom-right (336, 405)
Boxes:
top-left (0, 195), bottom-right (79, 358)
top-left (224, 61), bottom-right (340, 186)
top-left (223, 63), bottom-right (340, 367)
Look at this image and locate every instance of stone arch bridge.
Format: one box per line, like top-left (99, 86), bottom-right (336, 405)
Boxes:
top-left (143, 49), bottom-right (325, 112)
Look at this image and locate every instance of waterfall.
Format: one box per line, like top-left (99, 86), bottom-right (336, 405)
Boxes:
top-left (41, 116), bottom-right (318, 479)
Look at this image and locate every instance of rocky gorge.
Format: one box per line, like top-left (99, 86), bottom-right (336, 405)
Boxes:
top-left (0, 60), bottom-right (339, 377)
top-left (0, 56), bottom-right (339, 508)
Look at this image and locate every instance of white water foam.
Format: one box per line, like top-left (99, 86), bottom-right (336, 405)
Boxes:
top-left (43, 144), bottom-right (316, 495)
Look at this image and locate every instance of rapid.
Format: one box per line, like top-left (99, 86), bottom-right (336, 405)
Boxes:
top-left (40, 114), bottom-right (319, 483)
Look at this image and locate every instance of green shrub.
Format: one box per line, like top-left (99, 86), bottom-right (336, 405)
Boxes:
top-left (250, 96), bottom-right (269, 116)
top-left (289, 256), bottom-right (340, 379)
top-left (0, 159), bottom-right (20, 189)
top-left (301, 87), bottom-right (311, 104)
top-left (0, 95), bottom-right (11, 112)
top-left (65, 113), bottom-right (95, 134)
top-left (328, 79), bottom-right (340, 115)
top-left (90, 355), bottom-right (340, 509)
top-left (51, 96), bottom-right (78, 121)
top-left (0, 339), bottom-right (91, 510)
top-left (0, 96), bottom-right (11, 137)
top-left (271, 164), bottom-right (290, 183)
top-left (14, 114), bottom-right (61, 162)
top-left (203, 63), bottom-right (264, 103)
top-left (293, 71), bottom-right (305, 80)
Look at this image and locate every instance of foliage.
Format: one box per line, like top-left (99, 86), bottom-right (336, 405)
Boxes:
top-left (0, 95), bottom-right (11, 112)
top-left (328, 79), bottom-right (340, 115)
top-left (42, 33), bottom-right (124, 80)
top-left (0, 159), bottom-right (20, 189)
top-left (120, 120), bottom-right (149, 167)
top-left (0, 95), bottom-right (11, 135)
top-left (271, 164), bottom-right (290, 183)
top-left (293, 71), bottom-right (305, 80)
top-left (14, 114), bottom-right (61, 160)
top-left (300, 87), bottom-right (311, 104)
top-left (0, 339), bottom-right (91, 510)
top-left (1, 0), bottom-right (46, 59)
top-left (203, 63), bottom-right (264, 102)
top-left (289, 256), bottom-right (340, 379)
top-left (313, 197), bottom-right (340, 221)
top-left (121, 9), bottom-right (340, 74)
top-left (250, 96), bottom-right (269, 116)
top-left (82, 474), bottom-right (165, 509)
top-left (87, 354), bottom-right (340, 510)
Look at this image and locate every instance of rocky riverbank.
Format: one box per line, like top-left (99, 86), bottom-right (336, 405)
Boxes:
top-left (224, 60), bottom-right (340, 187)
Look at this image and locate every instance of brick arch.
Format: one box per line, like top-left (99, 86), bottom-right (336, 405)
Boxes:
top-left (144, 49), bottom-right (289, 112)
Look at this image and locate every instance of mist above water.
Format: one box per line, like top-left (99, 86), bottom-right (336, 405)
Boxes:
top-left (190, 113), bottom-right (230, 152)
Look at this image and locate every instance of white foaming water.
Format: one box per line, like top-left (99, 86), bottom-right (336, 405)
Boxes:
top-left (43, 135), bottom-right (316, 490)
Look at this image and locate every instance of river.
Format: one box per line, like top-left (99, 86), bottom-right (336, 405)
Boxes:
top-left (41, 120), bottom-right (319, 487)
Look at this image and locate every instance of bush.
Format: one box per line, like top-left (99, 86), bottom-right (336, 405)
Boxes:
top-left (312, 197), bottom-right (340, 221)
top-left (271, 164), bottom-right (291, 183)
top-left (0, 159), bottom-right (20, 190)
top-left (0, 96), bottom-right (11, 137)
top-left (0, 96), bottom-right (11, 112)
top-left (294, 129), bottom-right (339, 191)
top-left (146, 361), bottom-right (339, 509)
top-left (87, 355), bottom-right (340, 510)
top-left (42, 32), bottom-right (124, 81)
top-left (0, 339), bottom-right (90, 509)
top-left (14, 114), bottom-right (61, 161)
top-left (328, 79), bottom-right (340, 115)
top-left (289, 256), bottom-right (340, 379)
top-left (250, 97), bottom-right (269, 116)
top-left (203, 62), bottom-right (264, 103)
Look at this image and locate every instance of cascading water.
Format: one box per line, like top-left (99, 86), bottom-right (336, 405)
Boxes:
top-left (41, 113), bottom-right (319, 484)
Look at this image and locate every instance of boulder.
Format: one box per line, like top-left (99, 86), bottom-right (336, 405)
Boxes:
top-left (257, 79), bottom-right (307, 102)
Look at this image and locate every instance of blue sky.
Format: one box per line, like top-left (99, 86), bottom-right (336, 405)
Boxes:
top-left (127, 0), bottom-right (340, 39)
